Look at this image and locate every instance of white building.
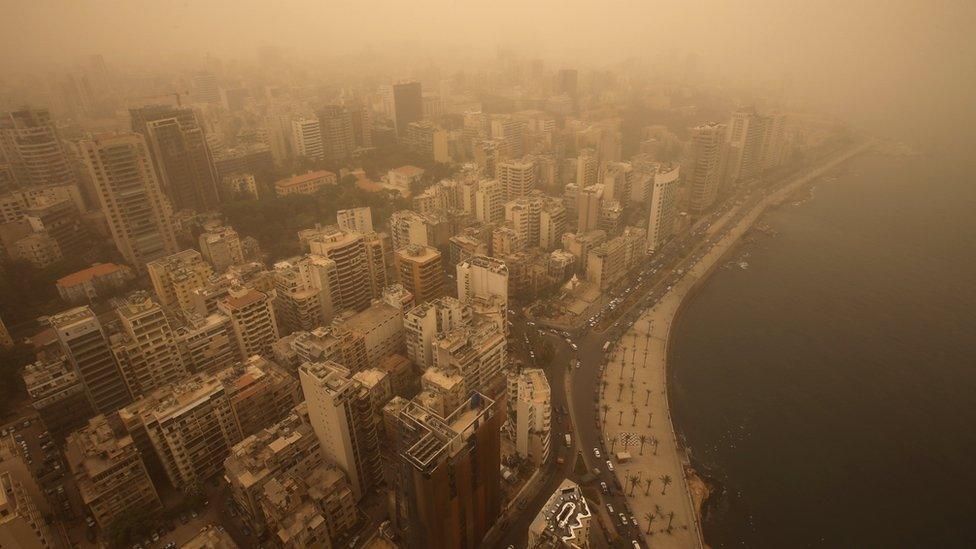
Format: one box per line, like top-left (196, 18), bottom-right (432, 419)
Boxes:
top-left (510, 368), bottom-right (551, 466)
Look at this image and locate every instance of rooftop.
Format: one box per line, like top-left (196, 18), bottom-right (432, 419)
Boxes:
top-left (56, 263), bottom-right (127, 288)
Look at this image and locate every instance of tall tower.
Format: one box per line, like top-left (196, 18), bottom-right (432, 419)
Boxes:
top-left (497, 157), bottom-right (535, 200)
top-left (292, 116), bottom-right (325, 161)
top-left (393, 81), bottom-right (423, 137)
top-left (79, 132), bottom-right (177, 272)
top-left (395, 245), bottom-right (444, 304)
top-left (50, 306), bottom-right (133, 414)
top-left (687, 123), bottom-right (726, 213)
top-left (0, 107), bottom-right (76, 188)
top-left (111, 291), bottom-right (188, 396)
top-left (130, 105), bottom-right (219, 212)
top-left (317, 105), bottom-right (356, 162)
top-left (646, 165), bottom-right (681, 254)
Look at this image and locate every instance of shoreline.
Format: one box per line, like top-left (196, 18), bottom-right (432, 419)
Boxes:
top-left (596, 141), bottom-right (871, 549)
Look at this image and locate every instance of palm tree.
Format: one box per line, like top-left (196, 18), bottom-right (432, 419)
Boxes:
top-left (644, 512), bottom-right (656, 534)
top-left (667, 511), bottom-right (675, 531)
top-left (632, 407), bottom-right (639, 426)
top-left (655, 504), bottom-right (663, 517)
top-left (600, 379), bottom-right (608, 396)
top-left (601, 404), bottom-right (610, 424)
top-left (652, 436), bottom-right (660, 456)
top-left (644, 389), bottom-right (652, 406)
top-left (609, 435), bottom-right (617, 454)
top-left (638, 434), bottom-right (647, 455)
top-left (660, 474), bottom-right (672, 495)
top-left (643, 477), bottom-right (653, 495)
top-left (629, 474), bottom-right (640, 496)
top-left (647, 411), bottom-right (653, 427)
top-left (617, 382), bottom-right (625, 401)
top-left (618, 410), bottom-right (623, 425)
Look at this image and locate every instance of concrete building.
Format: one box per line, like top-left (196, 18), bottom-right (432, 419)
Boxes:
top-left (291, 116), bottom-right (324, 161)
top-left (474, 178), bottom-right (505, 224)
top-left (646, 164), bottom-right (681, 253)
top-left (111, 291), bottom-right (188, 396)
top-left (222, 355), bottom-right (302, 439)
top-left (539, 199), bottom-right (567, 251)
top-left (274, 170), bottom-right (337, 197)
top-left (22, 354), bottom-right (96, 440)
top-left (331, 301), bottom-right (405, 371)
top-left (505, 194), bottom-right (543, 250)
top-left (395, 245), bottom-right (444, 304)
top-left (305, 227), bottom-right (373, 313)
top-left (182, 525), bottom-right (239, 549)
top-left (147, 249), bottom-right (214, 312)
top-left (118, 372), bottom-right (243, 489)
top-left (725, 108), bottom-right (765, 185)
top-left (218, 286), bottom-right (279, 359)
top-left (586, 236), bottom-right (628, 291)
top-left (12, 231), bottom-right (61, 267)
top-left (576, 148), bottom-right (599, 188)
top-left (336, 206), bottom-right (373, 233)
top-left (0, 471), bottom-right (58, 549)
top-left (687, 122), bottom-right (726, 213)
top-left (56, 262), bottom-right (133, 303)
top-left (456, 255), bottom-right (509, 331)
top-left (527, 480), bottom-right (592, 548)
top-left (79, 132), bottom-right (178, 272)
top-left (498, 157), bottom-right (535, 200)
top-left (0, 107), bottom-right (75, 188)
top-left (132, 105), bottom-right (220, 213)
top-left (601, 161), bottom-right (634, 205)
top-left (174, 312), bottom-right (239, 375)
top-left (390, 393), bottom-right (500, 549)
top-left (317, 104), bottom-right (356, 162)
top-left (198, 225), bottom-right (244, 273)
top-left (510, 369), bottom-right (551, 466)
top-left (50, 306), bottom-right (132, 414)
top-left (404, 297), bottom-right (472, 372)
top-left (65, 415), bottom-right (161, 529)
top-left (300, 361), bottom-right (383, 500)
top-left (393, 81), bottom-right (423, 136)
top-left (432, 316), bottom-right (507, 395)
top-left (259, 461), bottom-right (358, 548)
top-left (577, 184), bottom-right (603, 232)
top-left (561, 230), bottom-right (606, 276)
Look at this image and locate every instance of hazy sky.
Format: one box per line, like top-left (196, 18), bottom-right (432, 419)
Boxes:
top-left (2, 0), bottom-right (973, 138)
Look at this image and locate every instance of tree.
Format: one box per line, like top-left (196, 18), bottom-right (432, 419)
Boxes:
top-left (639, 434), bottom-right (648, 455)
top-left (629, 474), bottom-right (640, 496)
top-left (647, 412), bottom-right (654, 427)
top-left (618, 410), bottom-right (623, 425)
top-left (617, 382), bottom-right (625, 401)
top-left (632, 407), bottom-right (639, 426)
top-left (609, 435), bottom-right (617, 454)
top-left (644, 388), bottom-right (652, 406)
top-left (660, 474), bottom-right (672, 495)
top-left (667, 511), bottom-right (675, 531)
top-left (645, 512), bottom-right (656, 534)
top-left (644, 477), bottom-right (653, 495)
top-left (652, 436), bottom-right (661, 456)
top-left (600, 379), bottom-right (608, 395)
top-left (601, 404), bottom-right (610, 424)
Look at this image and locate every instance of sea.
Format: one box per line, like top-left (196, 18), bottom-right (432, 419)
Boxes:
top-left (669, 145), bottom-right (976, 547)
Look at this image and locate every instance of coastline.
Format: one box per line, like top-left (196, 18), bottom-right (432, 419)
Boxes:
top-left (598, 141), bottom-right (871, 548)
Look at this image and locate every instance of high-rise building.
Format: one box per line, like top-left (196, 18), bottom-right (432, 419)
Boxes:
top-left (497, 157), bottom-right (535, 200)
top-left (725, 109), bottom-right (765, 185)
top-left (305, 226), bottom-right (374, 313)
top-left (393, 81), bottom-right (423, 137)
top-left (317, 105), bottom-right (356, 162)
top-left (395, 244), bottom-right (444, 304)
top-left (300, 361), bottom-right (383, 500)
top-left (192, 72), bottom-right (221, 104)
top-left (490, 116), bottom-right (526, 160)
top-left (404, 297), bottom-right (472, 371)
top-left (131, 105), bottom-right (220, 212)
top-left (111, 291), bottom-right (188, 396)
top-left (646, 164), bottom-right (681, 253)
top-left (527, 479), bottom-right (592, 548)
top-left (146, 249), bottom-right (214, 312)
top-left (222, 355), bottom-right (302, 438)
top-left (0, 471), bottom-right (59, 549)
top-left (218, 286), bottom-right (279, 359)
top-left (118, 372), bottom-right (243, 489)
top-left (22, 354), bottom-right (96, 440)
top-left (505, 194), bottom-right (544, 250)
top-left (474, 178), bottom-right (504, 225)
top-left (0, 107), bottom-right (75, 188)
top-left (432, 315), bottom-right (507, 395)
top-left (390, 393), bottom-right (501, 549)
top-left (577, 184), bottom-right (604, 232)
top-left (198, 225), bottom-right (244, 273)
top-left (509, 368), bottom-right (551, 466)
top-left (65, 415), bottom-right (162, 529)
top-left (575, 148), bottom-right (599, 188)
top-left (457, 256), bottom-right (508, 307)
top-left (291, 116), bottom-right (325, 161)
top-left (539, 198), bottom-right (567, 251)
top-left (80, 132), bottom-right (178, 272)
top-left (336, 206), bottom-right (373, 233)
top-left (174, 312), bottom-right (239, 375)
top-left (687, 123), bottom-right (726, 213)
top-left (50, 306), bottom-right (132, 414)
top-left (601, 161), bottom-right (634, 205)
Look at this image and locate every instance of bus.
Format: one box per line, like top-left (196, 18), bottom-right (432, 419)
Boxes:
top-left (565, 434), bottom-right (572, 447)
top-left (602, 341), bottom-right (611, 352)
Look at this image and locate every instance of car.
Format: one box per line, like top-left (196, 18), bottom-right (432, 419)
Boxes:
top-left (631, 515), bottom-right (639, 527)
top-left (600, 482), bottom-right (608, 494)
top-left (606, 460), bottom-right (614, 472)
top-left (593, 448), bottom-right (601, 459)
top-left (85, 516), bottom-right (96, 527)
top-left (619, 513), bottom-right (629, 525)
top-left (152, 532), bottom-right (160, 542)
top-left (592, 467), bottom-right (601, 476)
top-left (190, 510), bottom-right (198, 519)
top-left (606, 503), bottom-right (614, 514)
top-left (571, 343), bottom-right (578, 350)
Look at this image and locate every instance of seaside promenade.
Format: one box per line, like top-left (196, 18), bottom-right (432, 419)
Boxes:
top-left (598, 143), bottom-right (870, 548)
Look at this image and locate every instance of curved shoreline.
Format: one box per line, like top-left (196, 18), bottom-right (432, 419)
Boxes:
top-left (596, 141), bottom-right (871, 548)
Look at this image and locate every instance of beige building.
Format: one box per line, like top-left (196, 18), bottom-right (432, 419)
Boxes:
top-left (404, 297), bottom-right (471, 371)
top-left (299, 361), bottom-right (384, 500)
top-left (182, 525), bottom-right (239, 549)
top-left (336, 206), bottom-right (373, 233)
top-left (174, 312), bottom-right (239, 375)
top-left (527, 479), bottom-right (592, 548)
top-left (218, 286), bottom-right (279, 359)
top-left (65, 415), bottom-right (161, 529)
top-left (198, 225), bottom-right (244, 274)
top-left (497, 156), bottom-right (535, 200)
top-left (111, 291), bottom-right (188, 396)
top-left (22, 354), bottom-right (96, 439)
top-left (147, 249), bottom-right (214, 312)
top-left (260, 462), bottom-right (358, 548)
top-left (0, 471), bottom-right (58, 549)
top-left (431, 315), bottom-right (507, 396)
top-left (79, 132), bottom-right (178, 272)
top-left (394, 244), bottom-right (444, 304)
top-left (510, 368), bottom-right (551, 466)
top-left (305, 226), bottom-right (374, 313)
top-left (56, 262), bottom-right (133, 303)
top-left (646, 164), bottom-right (680, 253)
top-left (274, 170), bottom-right (336, 196)
top-left (221, 356), bottom-right (302, 439)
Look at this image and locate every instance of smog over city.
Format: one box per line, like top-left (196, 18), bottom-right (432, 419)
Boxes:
top-left (0, 1), bottom-right (974, 548)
